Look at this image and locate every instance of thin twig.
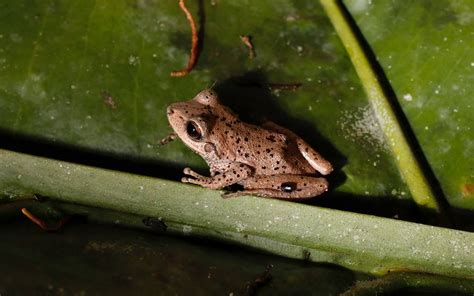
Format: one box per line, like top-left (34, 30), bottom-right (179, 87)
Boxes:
top-left (159, 132), bottom-right (178, 146)
top-left (240, 35), bottom-right (256, 59)
top-left (21, 208), bottom-right (69, 232)
top-left (245, 264), bottom-right (273, 296)
top-left (268, 83), bottom-right (302, 91)
top-left (171, 0), bottom-right (199, 77)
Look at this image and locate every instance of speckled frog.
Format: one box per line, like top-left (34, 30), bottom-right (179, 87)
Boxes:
top-left (165, 89), bottom-right (333, 199)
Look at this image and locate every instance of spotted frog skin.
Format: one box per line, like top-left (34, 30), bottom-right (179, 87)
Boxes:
top-left (165, 89), bottom-right (333, 199)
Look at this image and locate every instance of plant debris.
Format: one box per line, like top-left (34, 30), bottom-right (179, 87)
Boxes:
top-left (143, 217), bottom-right (168, 232)
top-left (101, 91), bottom-right (117, 109)
top-left (268, 83), bottom-right (302, 91)
top-left (159, 132), bottom-right (178, 146)
top-left (171, 0), bottom-right (199, 77)
top-left (21, 208), bottom-right (69, 232)
top-left (240, 35), bottom-right (256, 59)
top-left (245, 264), bottom-right (273, 296)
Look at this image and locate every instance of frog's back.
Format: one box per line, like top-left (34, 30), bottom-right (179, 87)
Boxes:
top-left (223, 121), bottom-right (315, 176)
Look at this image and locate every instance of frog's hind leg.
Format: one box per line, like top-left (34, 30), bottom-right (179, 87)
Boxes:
top-left (262, 121), bottom-right (333, 175)
top-left (224, 175), bottom-right (328, 199)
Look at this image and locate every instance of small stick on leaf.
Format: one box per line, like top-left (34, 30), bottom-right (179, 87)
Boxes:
top-left (240, 35), bottom-right (256, 59)
top-left (245, 264), bottom-right (273, 296)
top-left (101, 90), bottom-right (117, 109)
top-left (21, 208), bottom-right (69, 232)
top-left (171, 0), bottom-right (199, 77)
top-left (159, 132), bottom-right (178, 146)
top-left (268, 83), bottom-right (302, 92)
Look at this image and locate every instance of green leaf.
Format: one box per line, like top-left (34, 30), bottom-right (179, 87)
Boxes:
top-left (0, 0), bottom-right (473, 286)
top-left (0, 0), bottom-right (408, 200)
top-left (320, 0), bottom-right (442, 211)
top-left (342, 0), bottom-right (474, 209)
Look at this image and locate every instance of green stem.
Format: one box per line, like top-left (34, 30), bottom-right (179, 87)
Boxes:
top-left (319, 0), bottom-right (441, 211)
top-left (1, 149), bottom-right (473, 278)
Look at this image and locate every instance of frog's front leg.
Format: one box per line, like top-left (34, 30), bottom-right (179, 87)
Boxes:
top-left (224, 174), bottom-right (328, 199)
top-left (182, 163), bottom-right (253, 190)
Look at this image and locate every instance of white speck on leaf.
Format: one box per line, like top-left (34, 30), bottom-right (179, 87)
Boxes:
top-left (9, 33), bottom-right (23, 43)
top-left (235, 221), bottom-right (247, 232)
top-left (338, 106), bottom-right (387, 151)
top-left (182, 225), bottom-right (192, 235)
top-left (128, 55), bottom-right (140, 66)
top-left (349, 0), bottom-right (370, 13)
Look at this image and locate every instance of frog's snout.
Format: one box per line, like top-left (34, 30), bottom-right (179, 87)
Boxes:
top-left (167, 106), bottom-right (175, 116)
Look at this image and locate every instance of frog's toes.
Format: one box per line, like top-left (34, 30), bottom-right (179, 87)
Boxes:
top-left (183, 167), bottom-right (193, 175)
top-left (221, 191), bottom-right (244, 199)
top-left (220, 192), bottom-right (233, 199)
top-left (181, 176), bottom-right (194, 183)
top-left (183, 167), bottom-right (203, 178)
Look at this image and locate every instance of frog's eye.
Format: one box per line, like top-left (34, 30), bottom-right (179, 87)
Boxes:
top-left (186, 120), bottom-right (202, 141)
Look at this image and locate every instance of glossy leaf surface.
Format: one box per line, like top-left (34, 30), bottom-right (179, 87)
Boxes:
top-left (1, 0), bottom-right (474, 292)
top-left (0, 0), bottom-right (407, 200)
top-left (344, 0), bottom-right (474, 209)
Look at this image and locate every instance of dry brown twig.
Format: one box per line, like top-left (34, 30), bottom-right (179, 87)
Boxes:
top-left (245, 264), bottom-right (273, 296)
top-left (268, 83), bottom-right (302, 91)
top-left (171, 0), bottom-right (199, 77)
top-left (159, 132), bottom-right (178, 146)
top-left (21, 208), bottom-right (69, 232)
top-left (101, 91), bottom-right (117, 109)
top-left (240, 35), bottom-right (256, 59)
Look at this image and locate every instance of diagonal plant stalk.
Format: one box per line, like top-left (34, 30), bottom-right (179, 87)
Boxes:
top-left (319, 0), bottom-right (442, 212)
top-left (1, 149), bottom-right (473, 279)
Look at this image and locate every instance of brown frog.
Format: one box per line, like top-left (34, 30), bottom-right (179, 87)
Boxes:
top-left (165, 89), bottom-right (333, 199)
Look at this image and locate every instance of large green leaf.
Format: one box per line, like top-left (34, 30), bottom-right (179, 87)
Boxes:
top-left (1, 0), bottom-right (474, 291)
top-left (0, 0), bottom-right (408, 199)
top-left (343, 0), bottom-right (474, 209)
